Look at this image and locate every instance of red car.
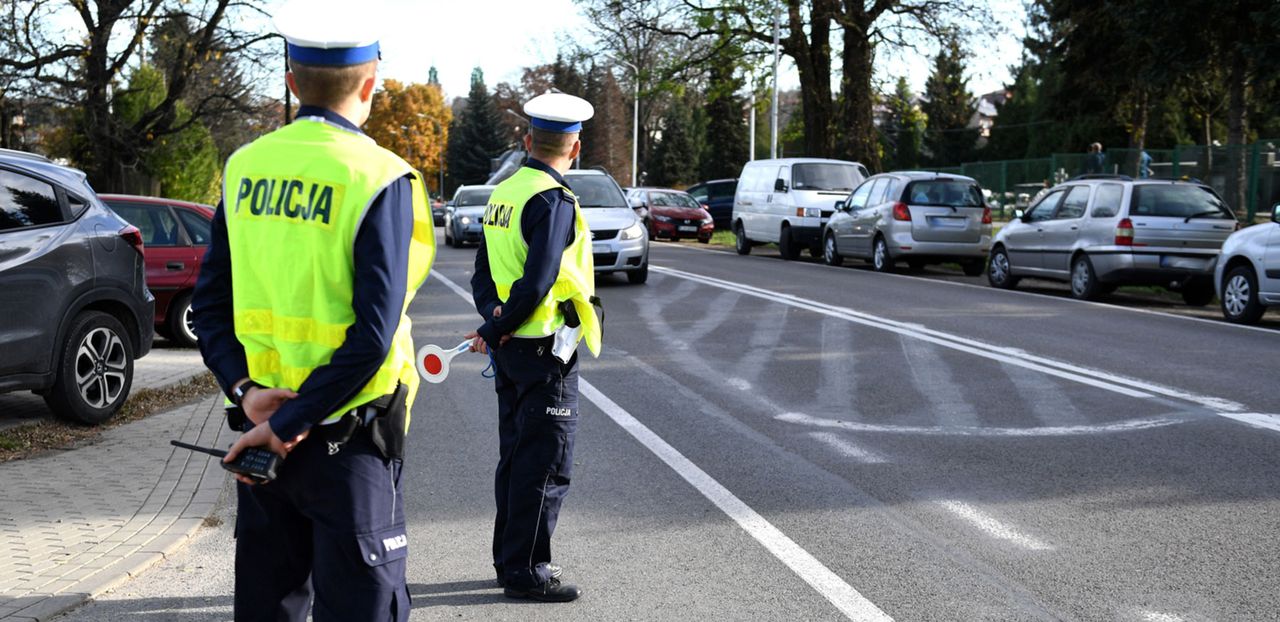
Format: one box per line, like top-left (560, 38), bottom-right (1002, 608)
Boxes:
top-left (100, 194), bottom-right (214, 347)
top-left (627, 188), bottom-right (715, 243)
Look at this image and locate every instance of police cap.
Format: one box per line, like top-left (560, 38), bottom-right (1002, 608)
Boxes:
top-left (524, 93), bottom-right (595, 134)
top-left (274, 0), bottom-right (383, 66)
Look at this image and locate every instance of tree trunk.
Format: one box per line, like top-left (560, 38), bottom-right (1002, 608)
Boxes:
top-left (836, 15), bottom-right (878, 170)
top-left (1127, 88), bottom-right (1148, 177)
top-left (1202, 113), bottom-right (1212, 180)
top-left (782, 0), bottom-right (833, 158)
top-left (1226, 55), bottom-right (1250, 217)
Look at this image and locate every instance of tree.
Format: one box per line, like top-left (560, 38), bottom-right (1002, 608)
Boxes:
top-left (648, 93), bottom-right (701, 187)
top-left (365, 80), bottom-right (451, 194)
top-left (883, 77), bottom-right (925, 170)
top-left (921, 33), bottom-right (976, 166)
top-left (0, 0), bottom-right (274, 192)
top-left (111, 64), bottom-right (220, 202)
top-left (446, 68), bottom-right (507, 188)
top-left (700, 46), bottom-right (749, 180)
top-left (581, 63), bottom-right (632, 182)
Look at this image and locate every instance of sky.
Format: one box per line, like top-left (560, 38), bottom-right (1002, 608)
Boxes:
top-left (269, 0), bottom-right (1028, 101)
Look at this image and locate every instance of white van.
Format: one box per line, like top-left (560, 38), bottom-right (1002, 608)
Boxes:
top-left (732, 158), bottom-right (869, 259)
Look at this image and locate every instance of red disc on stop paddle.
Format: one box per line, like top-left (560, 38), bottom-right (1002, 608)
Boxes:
top-left (424, 354), bottom-right (443, 376)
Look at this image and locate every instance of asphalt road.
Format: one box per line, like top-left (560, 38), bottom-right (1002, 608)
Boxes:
top-left (61, 237), bottom-right (1280, 621)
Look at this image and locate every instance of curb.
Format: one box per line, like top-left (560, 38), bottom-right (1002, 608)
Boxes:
top-left (0, 395), bottom-right (233, 622)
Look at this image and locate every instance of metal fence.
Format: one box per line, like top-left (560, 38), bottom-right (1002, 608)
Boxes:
top-left (932, 140), bottom-right (1280, 221)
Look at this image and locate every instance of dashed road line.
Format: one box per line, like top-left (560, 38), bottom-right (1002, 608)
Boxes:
top-left (810, 432), bottom-right (889, 464)
top-left (778, 411), bottom-right (1184, 437)
top-left (935, 500), bottom-right (1054, 551)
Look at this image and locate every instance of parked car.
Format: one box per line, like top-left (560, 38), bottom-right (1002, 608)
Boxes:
top-left (823, 172), bottom-right (991, 275)
top-left (0, 149), bottom-right (154, 424)
top-left (564, 168), bottom-right (649, 284)
top-left (988, 176), bottom-right (1237, 304)
top-left (444, 185), bottom-right (495, 248)
top-left (1215, 206), bottom-right (1280, 324)
top-left (100, 194), bottom-right (212, 347)
top-left (686, 178), bottom-right (738, 229)
top-left (732, 158), bottom-right (869, 259)
top-left (626, 187), bottom-right (714, 243)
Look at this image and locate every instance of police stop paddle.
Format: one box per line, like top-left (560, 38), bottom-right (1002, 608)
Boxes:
top-left (416, 340), bottom-right (474, 384)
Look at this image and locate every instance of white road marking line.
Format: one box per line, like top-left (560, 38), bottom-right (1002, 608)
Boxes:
top-left (778, 412), bottom-right (1184, 437)
top-left (581, 381), bottom-right (893, 622)
top-left (430, 272), bottom-right (893, 621)
top-left (651, 241), bottom-right (1280, 337)
top-left (935, 500), bottom-right (1054, 551)
top-left (1213, 412), bottom-right (1280, 433)
top-left (652, 265), bottom-right (1254, 418)
top-left (727, 377), bottom-right (752, 391)
top-left (1139, 610), bottom-right (1187, 622)
top-left (810, 432), bottom-right (889, 464)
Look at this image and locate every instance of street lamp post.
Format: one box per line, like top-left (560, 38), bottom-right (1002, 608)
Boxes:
top-left (608, 57), bottom-right (640, 187)
top-left (770, 1), bottom-right (780, 160)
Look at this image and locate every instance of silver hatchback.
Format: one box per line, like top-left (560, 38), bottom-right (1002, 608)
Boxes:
top-left (823, 172), bottom-right (992, 275)
top-left (988, 178), bottom-right (1237, 304)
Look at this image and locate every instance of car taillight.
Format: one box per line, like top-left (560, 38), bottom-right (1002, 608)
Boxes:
top-left (120, 225), bottom-right (144, 256)
top-left (981, 206), bottom-right (992, 225)
top-left (1115, 218), bottom-right (1134, 246)
top-left (892, 202), bottom-right (911, 221)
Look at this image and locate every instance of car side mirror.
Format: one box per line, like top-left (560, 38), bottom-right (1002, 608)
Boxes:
top-left (1014, 209), bottom-right (1025, 221)
top-left (1272, 203), bottom-right (1280, 224)
top-left (774, 179), bottom-right (788, 192)
top-left (834, 200), bottom-right (846, 212)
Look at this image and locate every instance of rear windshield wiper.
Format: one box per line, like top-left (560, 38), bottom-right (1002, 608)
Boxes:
top-left (1184, 210), bottom-right (1224, 222)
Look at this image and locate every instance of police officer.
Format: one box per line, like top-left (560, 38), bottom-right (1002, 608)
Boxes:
top-left (190, 1), bottom-right (434, 620)
top-left (467, 93), bottom-right (602, 603)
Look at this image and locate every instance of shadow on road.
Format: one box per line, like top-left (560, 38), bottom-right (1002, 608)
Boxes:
top-left (408, 580), bottom-right (528, 608)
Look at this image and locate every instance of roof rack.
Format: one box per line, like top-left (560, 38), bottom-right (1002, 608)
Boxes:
top-left (1068, 173), bottom-right (1133, 182)
top-left (0, 148), bottom-right (51, 163)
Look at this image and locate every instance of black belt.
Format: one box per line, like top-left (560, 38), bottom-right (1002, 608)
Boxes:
top-left (313, 393), bottom-right (395, 444)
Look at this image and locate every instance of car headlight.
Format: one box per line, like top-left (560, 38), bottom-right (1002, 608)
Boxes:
top-left (460, 216), bottom-right (472, 225)
top-left (653, 214), bottom-right (673, 223)
top-left (619, 222), bottom-right (645, 240)
top-left (701, 217), bottom-right (714, 225)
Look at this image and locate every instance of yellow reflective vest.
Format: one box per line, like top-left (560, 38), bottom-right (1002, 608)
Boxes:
top-left (222, 117), bottom-right (435, 427)
top-left (482, 166), bottom-right (600, 356)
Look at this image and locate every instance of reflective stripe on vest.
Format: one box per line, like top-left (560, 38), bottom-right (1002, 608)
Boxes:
top-left (482, 166), bottom-right (601, 356)
top-left (222, 118), bottom-right (435, 428)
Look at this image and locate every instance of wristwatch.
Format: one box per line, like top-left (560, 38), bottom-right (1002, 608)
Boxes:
top-left (231, 380), bottom-right (263, 406)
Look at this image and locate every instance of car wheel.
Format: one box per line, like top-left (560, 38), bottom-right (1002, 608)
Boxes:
top-left (1070, 254), bottom-right (1103, 300)
top-left (734, 221), bottom-right (751, 256)
top-left (44, 311), bottom-right (134, 425)
top-left (988, 247), bottom-right (1019, 289)
top-left (698, 236), bottom-right (710, 244)
top-left (627, 262), bottom-right (649, 285)
top-left (167, 291), bottom-right (198, 347)
top-left (1181, 281), bottom-right (1215, 307)
top-left (822, 232), bottom-right (843, 267)
top-left (871, 236), bottom-right (894, 272)
top-left (778, 225), bottom-right (800, 260)
top-left (1221, 266), bottom-right (1266, 324)
top-left (961, 260), bottom-right (985, 277)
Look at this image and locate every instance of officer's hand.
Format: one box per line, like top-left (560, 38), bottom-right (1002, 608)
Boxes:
top-left (465, 330), bottom-right (488, 355)
top-left (493, 305), bottom-right (503, 318)
top-left (223, 423), bottom-right (307, 486)
top-left (242, 386), bottom-right (298, 425)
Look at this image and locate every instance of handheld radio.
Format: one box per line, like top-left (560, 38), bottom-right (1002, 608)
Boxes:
top-left (170, 440), bottom-right (281, 483)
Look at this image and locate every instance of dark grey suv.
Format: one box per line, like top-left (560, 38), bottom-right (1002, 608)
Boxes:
top-left (0, 150), bottom-right (154, 424)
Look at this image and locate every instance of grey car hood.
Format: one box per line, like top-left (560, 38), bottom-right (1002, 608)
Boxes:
top-left (581, 208), bottom-right (638, 231)
top-left (453, 206), bottom-right (487, 219)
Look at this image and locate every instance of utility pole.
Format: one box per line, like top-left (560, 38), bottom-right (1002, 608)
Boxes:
top-left (770, 1), bottom-right (780, 159)
top-left (607, 57), bottom-right (640, 186)
top-left (748, 84), bottom-right (756, 162)
top-left (283, 39), bottom-right (293, 124)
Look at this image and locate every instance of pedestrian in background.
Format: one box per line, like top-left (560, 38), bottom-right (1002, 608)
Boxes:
top-left (190, 1), bottom-right (435, 619)
top-left (1085, 142), bottom-right (1105, 174)
top-left (1139, 150), bottom-right (1153, 178)
top-left (467, 92), bottom-right (603, 603)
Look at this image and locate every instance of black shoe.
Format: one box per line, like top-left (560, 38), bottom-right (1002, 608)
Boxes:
top-left (495, 563), bottom-right (562, 588)
top-left (503, 577), bottom-right (581, 602)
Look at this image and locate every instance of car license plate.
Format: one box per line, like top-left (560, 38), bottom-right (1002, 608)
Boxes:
top-left (678, 226), bottom-right (697, 232)
top-left (593, 244), bottom-right (610, 254)
top-left (927, 216), bottom-right (966, 227)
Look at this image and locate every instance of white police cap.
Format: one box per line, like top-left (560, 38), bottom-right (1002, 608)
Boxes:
top-left (524, 93), bottom-right (594, 134)
top-left (274, 0), bottom-right (383, 66)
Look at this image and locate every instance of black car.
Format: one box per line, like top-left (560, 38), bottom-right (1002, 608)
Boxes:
top-left (686, 178), bottom-right (738, 230)
top-left (0, 149), bottom-right (154, 424)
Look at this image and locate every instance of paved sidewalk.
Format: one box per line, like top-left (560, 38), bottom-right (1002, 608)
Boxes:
top-left (0, 345), bottom-right (207, 431)
top-left (0, 395), bottom-right (233, 621)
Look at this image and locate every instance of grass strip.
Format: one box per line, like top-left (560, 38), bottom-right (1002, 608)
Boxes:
top-left (0, 372), bottom-right (220, 464)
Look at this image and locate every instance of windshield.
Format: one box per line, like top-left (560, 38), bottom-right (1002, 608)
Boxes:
top-left (904, 180), bottom-right (984, 207)
top-left (1131, 185), bottom-right (1234, 219)
top-left (651, 192), bottom-right (700, 209)
top-left (791, 163), bottom-right (861, 192)
top-left (454, 189), bottom-right (493, 207)
top-left (567, 175), bottom-right (627, 208)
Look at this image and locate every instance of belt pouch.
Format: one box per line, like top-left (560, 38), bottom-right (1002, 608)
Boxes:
top-left (370, 382), bottom-right (408, 460)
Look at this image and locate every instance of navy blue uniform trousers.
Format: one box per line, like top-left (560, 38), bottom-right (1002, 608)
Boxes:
top-left (234, 426), bottom-right (410, 622)
top-left (492, 336), bottom-right (579, 589)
